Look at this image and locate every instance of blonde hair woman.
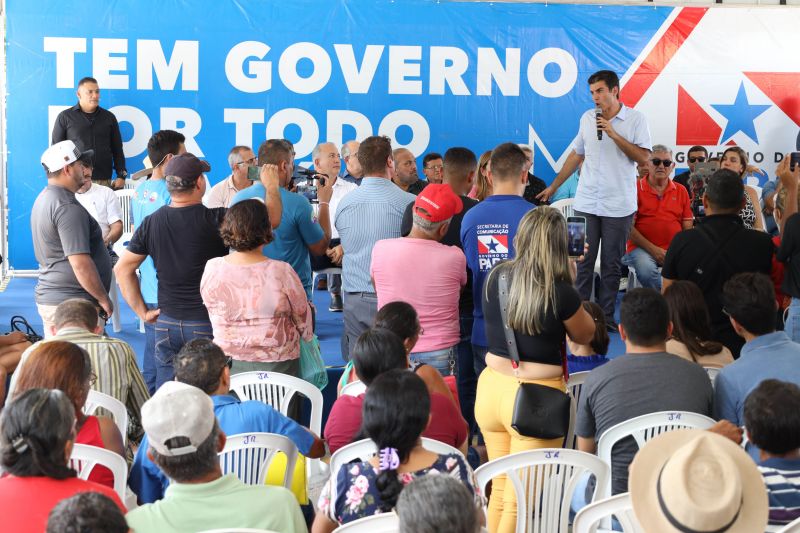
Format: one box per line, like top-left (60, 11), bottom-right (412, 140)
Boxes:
top-left (721, 146), bottom-right (765, 231)
top-left (475, 207), bottom-right (595, 533)
top-left (468, 150), bottom-right (493, 201)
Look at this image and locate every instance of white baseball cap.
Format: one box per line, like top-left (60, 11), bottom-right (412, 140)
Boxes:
top-left (41, 140), bottom-right (94, 173)
top-left (141, 381), bottom-right (215, 457)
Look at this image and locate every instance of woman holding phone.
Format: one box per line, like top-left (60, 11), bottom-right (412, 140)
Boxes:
top-left (475, 207), bottom-right (595, 533)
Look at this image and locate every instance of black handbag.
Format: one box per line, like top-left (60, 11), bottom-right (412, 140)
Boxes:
top-left (498, 272), bottom-right (572, 440)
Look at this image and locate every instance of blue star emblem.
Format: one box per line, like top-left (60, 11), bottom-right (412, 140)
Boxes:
top-left (487, 239), bottom-right (499, 252)
top-left (711, 82), bottom-right (771, 144)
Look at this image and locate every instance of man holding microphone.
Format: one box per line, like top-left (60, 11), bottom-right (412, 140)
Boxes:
top-left (538, 70), bottom-right (652, 330)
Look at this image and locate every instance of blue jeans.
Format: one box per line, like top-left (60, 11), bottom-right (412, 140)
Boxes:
top-left (621, 247), bottom-right (662, 290)
top-left (142, 303), bottom-right (158, 395)
top-left (410, 345), bottom-right (457, 377)
top-left (786, 298), bottom-right (800, 343)
top-left (456, 313), bottom-right (478, 438)
top-left (154, 313), bottom-right (213, 390)
top-left (472, 344), bottom-right (488, 377)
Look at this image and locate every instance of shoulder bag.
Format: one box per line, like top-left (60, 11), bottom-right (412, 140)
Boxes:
top-left (498, 272), bottom-right (571, 440)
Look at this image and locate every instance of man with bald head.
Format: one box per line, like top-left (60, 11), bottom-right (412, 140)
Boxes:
top-left (340, 140), bottom-right (363, 185)
top-left (311, 142), bottom-right (357, 311)
top-left (392, 148), bottom-right (428, 195)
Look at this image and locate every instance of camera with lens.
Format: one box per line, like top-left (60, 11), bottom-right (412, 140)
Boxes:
top-left (292, 168), bottom-right (326, 203)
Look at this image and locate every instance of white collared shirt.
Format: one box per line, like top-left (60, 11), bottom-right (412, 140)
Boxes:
top-left (329, 177), bottom-right (358, 239)
top-left (206, 174), bottom-right (247, 208)
top-left (75, 183), bottom-right (122, 239)
top-left (572, 104), bottom-right (652, 217)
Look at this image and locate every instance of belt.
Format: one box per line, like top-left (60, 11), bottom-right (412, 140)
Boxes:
top-left (345, 291), bottom-right (377, 297)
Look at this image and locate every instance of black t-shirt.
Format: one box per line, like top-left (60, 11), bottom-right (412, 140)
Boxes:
top-left (673, 171), bottom-right (692, 196)
top-left (662, 214), bottom-right (774, 357)
top-left (777, 212), bottom-right (800, 299)
top-left (482, 268), bottom-right (581, 366)
top-left (401, 195), bottom-right (478, 315)
top-left (128, 204), bottom-right (228, 320)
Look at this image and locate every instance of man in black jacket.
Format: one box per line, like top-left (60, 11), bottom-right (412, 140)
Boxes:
top-left (52, 76), bottom-right (127, 189)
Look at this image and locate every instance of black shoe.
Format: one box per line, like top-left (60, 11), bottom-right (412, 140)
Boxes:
top-left (606, 320), bottom-right (619, 333)
top-left (329, 294), bottom-right (343, 312)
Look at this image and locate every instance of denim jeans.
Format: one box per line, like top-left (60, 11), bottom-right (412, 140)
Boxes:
top-left (621, 247), bottom-right (662, 290)
top-left (456, 313), bottom-right (478, 438)
top-left (142, 303), bottom-right (158, 395)
top-left (410, 345), bottom-right (458, 377)
top-left (472, 344), bottom-right (488, 377)
top-left (154, 313), bottom-right (213, 390)
top-left (786, 298), bottom-right (800, 344)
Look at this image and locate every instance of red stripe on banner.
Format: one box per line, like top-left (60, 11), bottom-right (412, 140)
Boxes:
top-left (620, 7), bottom-right (708, 108)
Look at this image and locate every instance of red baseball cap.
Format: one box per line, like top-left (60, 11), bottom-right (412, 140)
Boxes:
top-left (414, 184), bottom-right (463, 222)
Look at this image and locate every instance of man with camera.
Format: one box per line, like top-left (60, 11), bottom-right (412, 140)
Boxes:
top-left (622, 145), bottom-right (692, 290)
top-left (231, 139), bottom-right (332, 300)
top-left (206, 146), bottom-right (256, 208)
top-left (310, 142), bottom-right (357, 312)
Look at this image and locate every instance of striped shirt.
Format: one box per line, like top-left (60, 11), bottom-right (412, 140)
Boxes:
top-left (10, 327), bottom-right (149, 445)
top-left (334, 177), bottom-right (415, 293)
top-left (760, 457), bottom-right (800, 531)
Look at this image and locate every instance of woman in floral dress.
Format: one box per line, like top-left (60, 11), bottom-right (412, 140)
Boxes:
top-left (312, 370), bottom-right (485, 531)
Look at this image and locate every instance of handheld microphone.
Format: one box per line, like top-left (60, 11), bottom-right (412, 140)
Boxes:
top-left (596, 107), bottom-right (603, 141)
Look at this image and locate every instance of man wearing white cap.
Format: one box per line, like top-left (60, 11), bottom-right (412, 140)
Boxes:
top-left (32, 140), bottom-right (112, 335)
top-left (126, 381), bottom-right (306, 533)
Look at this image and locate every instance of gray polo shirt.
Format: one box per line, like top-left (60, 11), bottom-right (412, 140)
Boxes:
top-left (31, 184), bottom-right (112, 305)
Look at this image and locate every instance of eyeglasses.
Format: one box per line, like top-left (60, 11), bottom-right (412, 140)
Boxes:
top-left (236, 158), bottom-right (257, 167)
top-left (425, 165), bottom-right (444, 171)
top-left (651, 159), bottom-right (674, 167)
top-left (225, 356), bottom-right (233, 369)
top-left (688, 156), bottom-right (706, 163)
top-left (87, 372), bottom-right (97, 387)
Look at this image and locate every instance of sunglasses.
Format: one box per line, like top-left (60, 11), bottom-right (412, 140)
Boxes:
top-left (688, 156), bottom-right (707, 163)
top-left (651, 159), bottom-right (674, 167)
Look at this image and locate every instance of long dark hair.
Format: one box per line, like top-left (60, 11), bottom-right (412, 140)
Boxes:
top-left (664, 281), bottom-right (724, 360)
top-left (362, 369), bottom-right (430, 512)
top-left (374, 301), bottom-right (421, 341)
top-left (1, 388), bottom-right (77, 479)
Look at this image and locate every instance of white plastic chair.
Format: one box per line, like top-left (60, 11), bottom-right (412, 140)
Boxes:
top-left (340, 380), bottom-right (367, 397)
top-left (219, 432), bottom-right (298, 490)
top-left (474, 448), bottom-right (610, 533)
top-left (333, 512), bottom-right (400, 532)
top-left (550, 198), bottom-right (575, 218)
top-left (566, 371), bottom-right (591, 450)
top-left (573, 492), bottom-right (643, 533)
top-left (596, 411), bottom-right (716, 499)
top-left (69, 443), bottom-right (128, 501)
top-left (84, 389), bottom-right (128, 443)
top-left (229, 372), bottom-right (327, 497)
top-left (703, 366), bottom-right (721, 388)
top-left (777, 515), bottom-right (800, 532)
top-left (114, 188), bottom-right (136, 233)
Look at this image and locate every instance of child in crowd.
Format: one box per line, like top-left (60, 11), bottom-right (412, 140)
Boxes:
top-left (744, 379), bottom-right (800, 531)
top-left (566, 301), bottom-right (610, 374)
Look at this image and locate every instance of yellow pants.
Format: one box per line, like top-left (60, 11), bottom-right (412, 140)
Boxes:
top-left (475, 367), bottom-right (565, 533)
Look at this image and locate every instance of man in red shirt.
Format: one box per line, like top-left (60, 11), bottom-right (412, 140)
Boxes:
top-left (622, 144), bottom-right (693, 289)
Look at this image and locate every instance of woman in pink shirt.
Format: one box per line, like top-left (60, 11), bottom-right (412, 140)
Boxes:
top-left (201, 199), bottom-right (313, 377)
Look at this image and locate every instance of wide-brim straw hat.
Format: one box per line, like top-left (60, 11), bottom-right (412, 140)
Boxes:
top-left (629, 429), bottom-right (768, 533)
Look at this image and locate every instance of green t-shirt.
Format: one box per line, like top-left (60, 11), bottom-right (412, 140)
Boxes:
top-left (126, 474), bottom-right (306, 533)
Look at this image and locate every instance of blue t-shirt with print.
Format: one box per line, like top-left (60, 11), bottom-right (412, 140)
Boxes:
top-left (231, 184), bottom-right (324, 299)
top-left (460, 195), bottom-right (534, 347)
top-left (132, 179), bottom-right (170, 304)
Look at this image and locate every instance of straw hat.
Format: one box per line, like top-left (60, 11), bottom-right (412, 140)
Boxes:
top-left (629, 429), bottom-right (768, 533)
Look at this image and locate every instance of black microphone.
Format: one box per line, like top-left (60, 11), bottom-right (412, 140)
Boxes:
top-left (596, 107), bottom-right (603, 141)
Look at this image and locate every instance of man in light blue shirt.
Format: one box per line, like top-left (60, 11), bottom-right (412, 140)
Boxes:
top-left (231, 139), bottom-right (332, 299)
top-left (538, 70), bottom-right (652, 328)
top-left (131, 130), bottom-right (185, 393)
top-left (335, 135), bottom-right (416, 359)
top-left (715, 272), bottom-right (800, 459)
top-left (129, 339), bottom-right (325, 504)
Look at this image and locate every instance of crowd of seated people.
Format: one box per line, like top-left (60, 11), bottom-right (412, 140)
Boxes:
top-left (8, 105), bottom-right (800, 533)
